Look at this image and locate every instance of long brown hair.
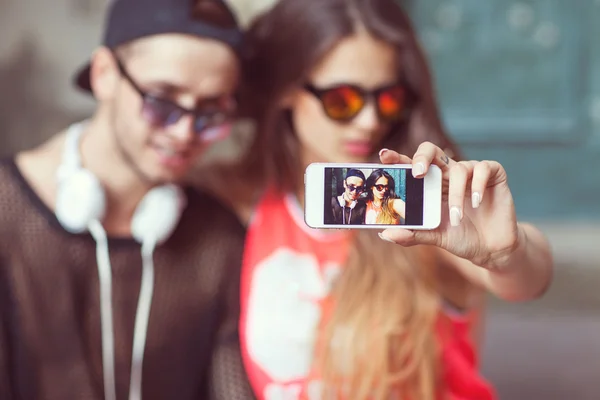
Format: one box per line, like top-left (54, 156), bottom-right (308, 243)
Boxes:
top-left (199, 0), bottom-right (475, 398)
top-left (365, 169), bottom-right (402, 225)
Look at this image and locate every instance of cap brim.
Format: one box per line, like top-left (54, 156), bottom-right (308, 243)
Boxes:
top-left (74, 62), bottom-right (93, 93)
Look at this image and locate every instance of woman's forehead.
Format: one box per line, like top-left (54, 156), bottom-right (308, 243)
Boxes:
top-left (309, 32), bottom-right (398, 88)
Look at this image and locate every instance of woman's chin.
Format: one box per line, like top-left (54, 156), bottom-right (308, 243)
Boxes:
top-left (334, 153), bottom-right (371, 164)
top-left (307, 148), bottom-right (371, 164)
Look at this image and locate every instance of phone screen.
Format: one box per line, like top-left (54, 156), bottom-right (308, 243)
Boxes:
top-left (323, 167), bottom-right (424, 226)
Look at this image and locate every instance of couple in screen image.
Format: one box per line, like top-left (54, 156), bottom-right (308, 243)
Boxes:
top-left (327, 168), bottom-right (407, 225)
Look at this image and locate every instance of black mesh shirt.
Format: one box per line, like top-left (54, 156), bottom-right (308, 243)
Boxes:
top-left (0, 158), bottom-right (256, 400)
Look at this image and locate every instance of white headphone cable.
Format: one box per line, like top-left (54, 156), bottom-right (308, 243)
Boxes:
top-left (128, 239), bottom-right (157, 400)
top-left (88, 219), bottom-right (117, 400)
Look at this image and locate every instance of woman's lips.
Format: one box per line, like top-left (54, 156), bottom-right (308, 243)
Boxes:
top-left (343, 140), bottom-right (372, 156)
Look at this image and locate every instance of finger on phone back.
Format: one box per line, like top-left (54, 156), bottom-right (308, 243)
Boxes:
top-left (470, 161), bottom-right (492, 208)
top-left (379, 148), bottom-right (413, 164)
top-left (412, 141), bottom-right (455, 177)
top-left (447, 162), bottom-right (473, 226)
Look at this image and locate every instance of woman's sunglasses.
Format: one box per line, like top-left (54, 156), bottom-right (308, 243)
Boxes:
top-left (114, 56), bottom-right (236, 139)
top-left (304, 82), bottom-right (412, 123)
top-left (373, 184), bottom-right (389, 192)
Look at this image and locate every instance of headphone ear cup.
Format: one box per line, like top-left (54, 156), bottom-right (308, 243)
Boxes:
top-left (131, 184), bottom-right (186, 244)
top-left (55, 169), bottom-right (106, 233)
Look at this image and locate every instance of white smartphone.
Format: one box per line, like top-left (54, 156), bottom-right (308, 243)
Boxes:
top-left (304, 163), bottom-right (442, 230)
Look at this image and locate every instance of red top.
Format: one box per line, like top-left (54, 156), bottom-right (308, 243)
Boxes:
top-left (239, 189), bottom-right (496, 400)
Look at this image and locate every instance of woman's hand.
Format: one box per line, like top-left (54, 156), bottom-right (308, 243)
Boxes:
top-left (378, 142), bottom-right (519, 270)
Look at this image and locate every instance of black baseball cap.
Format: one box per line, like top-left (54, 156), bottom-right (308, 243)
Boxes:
top-left (346, 168), bottom-right (366, 181)
top-left (74, 0), bottom-right (243, 93)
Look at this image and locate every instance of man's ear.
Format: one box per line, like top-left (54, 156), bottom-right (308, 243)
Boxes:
top-left (89, 47), bottom-right (120, 101)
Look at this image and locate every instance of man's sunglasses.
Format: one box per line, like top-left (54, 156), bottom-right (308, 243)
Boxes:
top-left (114, 56), bottom-right (236, 139)
top-left (304, 82), bottom-right (412, 123)
top-left (346, 183), bottom-right (364, 193)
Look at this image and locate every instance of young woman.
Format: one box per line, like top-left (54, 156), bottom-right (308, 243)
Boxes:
top-left (201, 0), bottom-right (553, 398)
top-left (364, 169), bottom-right (405, 225)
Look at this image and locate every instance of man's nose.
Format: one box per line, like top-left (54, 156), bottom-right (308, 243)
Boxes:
top-left (167, 114), bottom-right (195, 145)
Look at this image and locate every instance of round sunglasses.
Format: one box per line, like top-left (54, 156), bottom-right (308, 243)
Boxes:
top-left (114, 56), bottom-right (236, 139)
top-left (304, 82), bottom-right (413, 123)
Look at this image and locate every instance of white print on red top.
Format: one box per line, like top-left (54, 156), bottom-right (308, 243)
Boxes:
top-left (245, 247), bottom-right (341, 397)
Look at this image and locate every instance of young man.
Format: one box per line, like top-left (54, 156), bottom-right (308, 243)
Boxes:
top-left (0, 0), bottom-right (254, 399)
top-left (327, 169), bottom-right (367, 225)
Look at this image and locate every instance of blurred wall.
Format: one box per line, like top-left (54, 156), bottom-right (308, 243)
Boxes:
top-left (0, 0), bottom-right (106, 155)
top-left (410, 1), bottom-right (600, 221)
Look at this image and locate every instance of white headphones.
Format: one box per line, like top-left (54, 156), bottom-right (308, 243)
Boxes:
top-left (337, 195), bottom-right (357, 209)
top-left (55, 122), bottom-right (186, 244)
top-left (337, 195), bottom-right (357, 224)
top-left (55, 122), bottom-right (187, 400)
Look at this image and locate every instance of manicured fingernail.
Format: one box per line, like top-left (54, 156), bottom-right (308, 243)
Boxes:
top-left (412, 162), bottom-right (425, 177)
top-left (450, 206), bottom-right (462, 227)
top-left (379, 148), bottom-right (389, 157)
top-left (472, 192), bottom-right (481, 209)
top-left (378, 232), bottom-right (395, 243)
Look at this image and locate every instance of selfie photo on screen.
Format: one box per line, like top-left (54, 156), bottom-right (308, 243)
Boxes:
top-left (323, 167), bottom-right (424, 226)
